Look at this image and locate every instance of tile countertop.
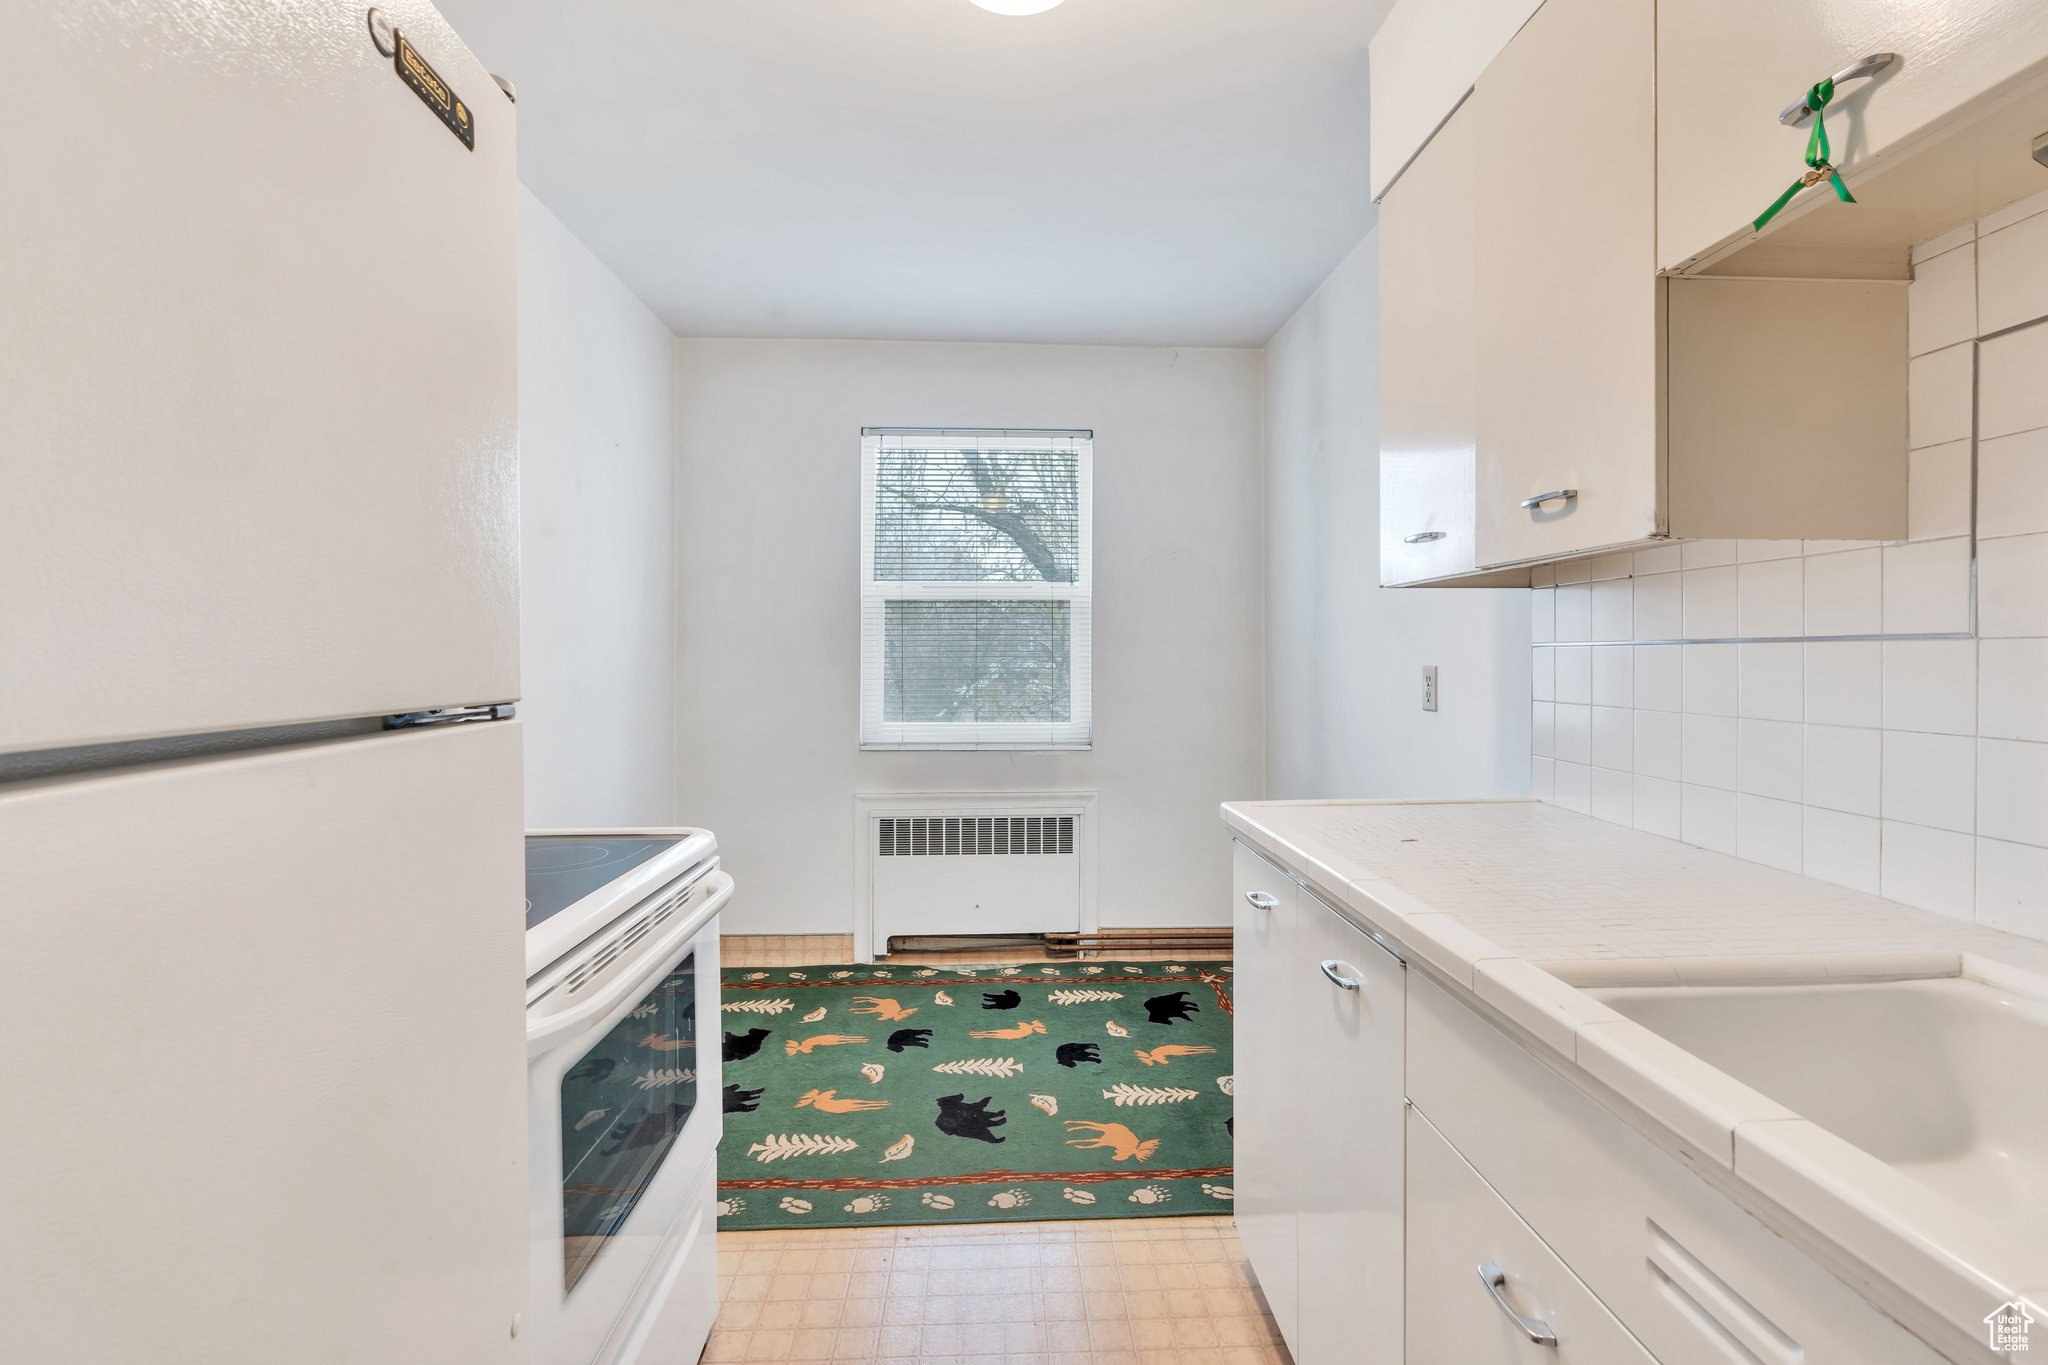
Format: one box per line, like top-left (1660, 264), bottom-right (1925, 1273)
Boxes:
top-left (1222, 797), bottom-right (2048, 1365)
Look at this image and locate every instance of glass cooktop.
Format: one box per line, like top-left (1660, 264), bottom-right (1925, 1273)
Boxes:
top-left (525, 837), bottom-right (683, 932)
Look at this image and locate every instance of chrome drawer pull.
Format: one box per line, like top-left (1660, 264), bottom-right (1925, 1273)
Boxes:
top-left (1243, 891), bottom-right (1277, 911)
top-left (1318, 959), bottom-right (1363, 991)
top-left (1478, 1263), bottom-right (1558, 1348)
top-left (1519, 489), bottom-right (1577, 510)
top-left (1403, 531), bottom-right (1447, 544)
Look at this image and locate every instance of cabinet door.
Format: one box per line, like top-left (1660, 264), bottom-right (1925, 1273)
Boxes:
top-left (1380, 97), bottom-right (1481, 586)
top-left (1473, 0), bottom-right (1662, 568)
top-left (1229, 840), bottom-right (1298, 1352)
top-left (1294, 894), bottom-right (1405, 1365)
top-left (1659, 0), bottom-right (2048, 271)
top-left (1369, 0), bottom-right (1545, 201)
top-left (1407, 1108), bottom-right (1658, 1365)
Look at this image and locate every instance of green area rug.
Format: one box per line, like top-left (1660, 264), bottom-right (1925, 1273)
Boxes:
top-left (714, 961), bottom-right (1234, 1229)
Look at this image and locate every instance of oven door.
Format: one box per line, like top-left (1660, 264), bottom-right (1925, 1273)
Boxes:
top-left (526, 868), bottom-right (730, 1365)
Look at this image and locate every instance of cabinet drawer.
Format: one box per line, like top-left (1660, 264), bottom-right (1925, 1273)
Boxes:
top-left (1408, 1106), bottom-right (1656, 1365)
top-left (1407, 976), bottom-right (1947, 1365)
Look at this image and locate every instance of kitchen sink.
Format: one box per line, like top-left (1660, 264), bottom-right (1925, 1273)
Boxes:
top-left (1587, 975), bottom-right (2048, 1224)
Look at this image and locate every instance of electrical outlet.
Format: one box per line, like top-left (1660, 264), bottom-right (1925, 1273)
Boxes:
top-left (1422, 665), bottom-right (1439, 712)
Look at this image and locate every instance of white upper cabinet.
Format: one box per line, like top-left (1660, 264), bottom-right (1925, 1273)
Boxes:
top-left (1660, 0), bottom-right (2048, 273)
top-left (1379, 98), bottom-right (1481, 585)
top-left (0, 0), bottom-right (520, 752)
top-left (1369, 0), bottom-right (1545, 200)
top-left (1379, 0), bottom-right (1912, 580)
top-left (1471, 0), bottom-right (1661, 566)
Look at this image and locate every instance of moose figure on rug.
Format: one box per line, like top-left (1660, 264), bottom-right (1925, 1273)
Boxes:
top-left (933, 1093), bottom-right (1008, 1144)
top-left (1063, 1120), bottom-right (1160, 1163)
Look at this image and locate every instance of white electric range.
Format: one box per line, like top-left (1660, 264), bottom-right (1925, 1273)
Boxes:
top-left (524, 829), bottom-right (732, 1365)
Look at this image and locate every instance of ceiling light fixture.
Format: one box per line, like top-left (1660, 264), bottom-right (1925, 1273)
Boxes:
top-left (969, 0), bottom-right (1067, 14)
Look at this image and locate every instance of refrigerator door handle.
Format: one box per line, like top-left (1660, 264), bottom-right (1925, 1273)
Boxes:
top-left (385, 703), bottom-right (517, 730)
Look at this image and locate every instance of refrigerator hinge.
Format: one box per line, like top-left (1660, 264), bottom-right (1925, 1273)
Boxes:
top-left (383, 703), bottom-right (517, 731)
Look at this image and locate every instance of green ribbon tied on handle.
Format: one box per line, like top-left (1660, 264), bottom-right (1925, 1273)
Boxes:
top-left (1752, 78), bottom-right (1857, 231)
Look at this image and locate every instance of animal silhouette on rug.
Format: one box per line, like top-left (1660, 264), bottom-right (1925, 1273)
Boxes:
top-left (600, 1103), bottom-right (689, 1158)
top-left (568, 1057), bottom-right (617, 1083)
top-left (886, 1028), bottom-right (933, 1052)
top-left (981, 989), bottom-right (1022, 1010)
top-left (1056, 1042), bottom-right (1102, 1068)
top-left (722, 1083), bottom-right (764, 1114)
top-left (933, 1093), bottom-right (1008, 1144)
top-left (722, 1027), bottom-right (771, 1062)
top-left (796, 1088), bottom-right (890, 1114)
top-left (970, 1018), bottom-right (1047, 1040)
top-left (1142, 991), bottom-right (1200, 1026)
top-left (1134, 1043), bottom-right (1217, 1067)
top-left (1063, 1120), bottom-right (1160, 1163)
top-left (849, 995), bottom-right (917, 1022)
top-left (784, 1034), bottom-right (869, 1056)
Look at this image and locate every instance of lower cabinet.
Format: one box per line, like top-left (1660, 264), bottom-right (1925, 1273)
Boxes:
top-left (1231, 840), bottom-right (1405, 1365)
top-left (1407, 1107), bottom-right (1657, 1364)
top-left (1230, 837), bottom-right (1947, 1364)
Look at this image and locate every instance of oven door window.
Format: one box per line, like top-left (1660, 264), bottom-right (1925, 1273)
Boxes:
top-left (558, 953), bottom-right (698, 1292)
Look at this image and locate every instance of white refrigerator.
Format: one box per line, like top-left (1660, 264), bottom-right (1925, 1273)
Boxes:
top-left (0, 3), bottom-right (529, 1361)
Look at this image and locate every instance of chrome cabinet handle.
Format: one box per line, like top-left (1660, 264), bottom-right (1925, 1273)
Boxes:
top-left (1519, 489), bottom-right (1577, 510)
top-left (1779, 53), bottom-right (1897, 125)
top-left (1318, 959), bottom-right (1363, 991)
top-left (1478, 1263), bottom-right (1558, 1348)
top-left (1244, 891), bottom-right (1277, 911)
top-left (1403, 530), bottom-right (1447, 544)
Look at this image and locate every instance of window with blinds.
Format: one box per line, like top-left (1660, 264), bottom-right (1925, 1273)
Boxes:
top-left (860, 428), bottom-right (1093, 749)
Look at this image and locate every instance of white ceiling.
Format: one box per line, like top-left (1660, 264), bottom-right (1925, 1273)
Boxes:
top-left (436, 0), bottom-right (1390, 347)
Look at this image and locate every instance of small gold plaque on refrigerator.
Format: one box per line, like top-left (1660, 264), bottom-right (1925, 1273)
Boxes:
top-left (393, 31), bottom-right (474, 150)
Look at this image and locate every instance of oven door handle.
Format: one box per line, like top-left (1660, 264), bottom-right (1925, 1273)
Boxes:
top-left (526, 869), bottom-right (733, 1057)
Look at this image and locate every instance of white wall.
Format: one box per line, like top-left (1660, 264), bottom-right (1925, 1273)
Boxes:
top-left (517, 186), bottom-right (678, 828)
top-left (1530, 193), bottom-right (2048, 943)
top-left (673, 338), bottom-right (1266, 935)
top-left (1264, 229), bottom-right (1530, 798)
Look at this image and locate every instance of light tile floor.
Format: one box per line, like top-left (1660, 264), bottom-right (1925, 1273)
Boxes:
top-left (710, 935), bottom-right (1286, 1364)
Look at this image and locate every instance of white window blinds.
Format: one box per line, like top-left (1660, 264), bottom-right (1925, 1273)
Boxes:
top-left (860, 428), bottom-right (1093, 750)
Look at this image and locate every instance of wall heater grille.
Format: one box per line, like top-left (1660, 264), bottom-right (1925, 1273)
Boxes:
top-left (876, 815), bottom-right (1075, 858)
top-left (867, 805), bottom-right (1087, 952)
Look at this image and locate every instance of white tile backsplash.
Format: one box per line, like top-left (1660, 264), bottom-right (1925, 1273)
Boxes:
top-left (1978, 428), bottom-right (2048, 540)
top-left (1980, 324), bottom-right (2048, 439)
top-left (1737, 557), bottom-right (1803, 636)
top-left (1527, 203), bottom-right (2048, 943)
top-left (1681, 643), bottom-right (1738, 716)
top-left (1737, 643), bottom-right (1802, 722)
top-left (1802, 548), bottom-right (1882, 635)
top-left (1632, 572), bottom-right (1682, 639)
top-left (1881, 731), bottom-right (1975, 833)
top-left (1879, 639), bottom-right (1975, 735)
top-left (1907, 343), bottom-right (1972, 449)
top-left (1908, 239), bottom-right (1976, 355)
top-left (1881, 538), bottom-right (1972, 633)
top-left (1978, 208), bottom-right (2048, 337)
top-left (1906, 441), bottom-right (1972, 541)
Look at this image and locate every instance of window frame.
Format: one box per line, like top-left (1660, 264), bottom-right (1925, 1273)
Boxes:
top-left (858, 427), bottom-right (1094, 751)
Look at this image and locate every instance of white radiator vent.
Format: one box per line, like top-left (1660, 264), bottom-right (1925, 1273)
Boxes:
top-left (867, 803), bottom-right (1086, 951)
top-left (877, 815), bottom-right (1076, 857)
